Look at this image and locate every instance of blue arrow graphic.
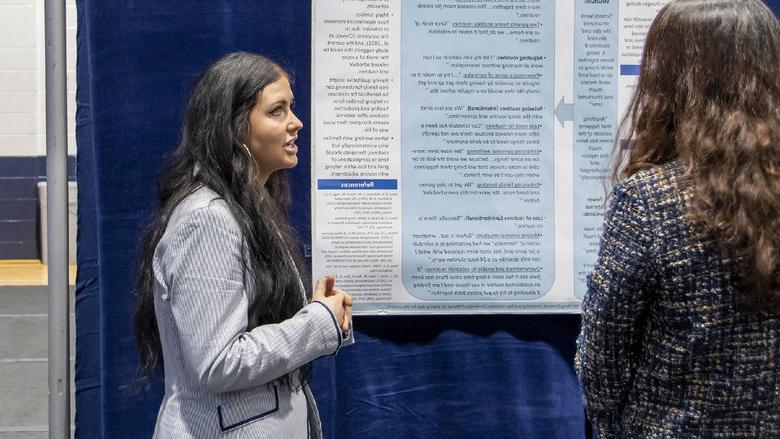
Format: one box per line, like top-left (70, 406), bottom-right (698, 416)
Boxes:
top-left (554, 96), bottom-right (573, 127)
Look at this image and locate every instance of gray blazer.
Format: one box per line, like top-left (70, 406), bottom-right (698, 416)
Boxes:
top-left (151, 187), bottom-right (353, 438)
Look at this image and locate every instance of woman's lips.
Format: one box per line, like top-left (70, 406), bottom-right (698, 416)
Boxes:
top-left (284, 142), bottom-right (298, 153)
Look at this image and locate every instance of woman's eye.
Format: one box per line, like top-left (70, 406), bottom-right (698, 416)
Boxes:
top-left (269, 106), bottom-right (283, 116)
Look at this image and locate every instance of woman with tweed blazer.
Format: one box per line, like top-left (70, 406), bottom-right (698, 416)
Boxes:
top-left (134, 52), bottom-right (354, 438)
top-left (576, 1), bottom-right (780, 437)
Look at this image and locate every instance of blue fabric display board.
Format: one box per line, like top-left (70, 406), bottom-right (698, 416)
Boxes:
top-left (73, 1), bottom-right (780, 437)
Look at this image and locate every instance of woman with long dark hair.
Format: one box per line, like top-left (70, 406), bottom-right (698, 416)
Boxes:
top-left (576, 0), bottom-right (780, 437)
top-left (134, 52), bottom-right (354, 438)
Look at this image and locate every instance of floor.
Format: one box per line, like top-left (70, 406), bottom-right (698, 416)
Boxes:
top-left (0, 261), bottom-right (76, 439)
top-left (0, 260), bottom-right (77, 286)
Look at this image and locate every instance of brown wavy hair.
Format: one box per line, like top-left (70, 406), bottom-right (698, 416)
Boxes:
top-left (614, 0), bottom-right (780, 310)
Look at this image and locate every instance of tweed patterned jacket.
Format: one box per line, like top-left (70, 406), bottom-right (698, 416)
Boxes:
top-left (151, 187), bottom-right (353, 438)
top-left (576, 162), bottom-right (780, 438)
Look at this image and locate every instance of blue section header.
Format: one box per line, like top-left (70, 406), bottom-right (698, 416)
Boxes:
top-left (317, 179), bottom-right (398, 190)
top-left (620, 64), bottom-right (641, 76)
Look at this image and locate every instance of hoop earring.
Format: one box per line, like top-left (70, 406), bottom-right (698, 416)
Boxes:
top-left (241, 143), bottom-right (252, 156)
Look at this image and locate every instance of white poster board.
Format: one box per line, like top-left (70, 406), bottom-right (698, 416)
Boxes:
top-left (312, 0), bottom-right (666, 314)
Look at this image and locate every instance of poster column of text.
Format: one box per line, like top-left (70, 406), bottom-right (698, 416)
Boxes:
top-left (618, 1), bottom-right (666, 125)
top-left (572, 0), bottom-right (619, 298)
top-left (402, 0), bottom-right (556, 303)
top-left (313, 0), bottom-right (402, 306)
top-left (571, 0), bottom-right (666, 297)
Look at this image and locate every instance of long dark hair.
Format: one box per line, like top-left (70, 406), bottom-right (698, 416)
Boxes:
top-left (614, 0), bottom-right (780, 310)
top-left (134, 52), bottom-right (311, 387)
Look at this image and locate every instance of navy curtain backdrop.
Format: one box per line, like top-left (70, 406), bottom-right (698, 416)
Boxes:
top-left (73, 1), bottom-right (780, 438)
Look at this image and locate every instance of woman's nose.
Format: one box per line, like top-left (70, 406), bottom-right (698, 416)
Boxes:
top-left (289, 111), bottom-right (303, 132)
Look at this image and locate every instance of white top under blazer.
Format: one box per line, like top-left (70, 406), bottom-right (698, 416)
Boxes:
top-left (151, 186), bottom-right (353, 438)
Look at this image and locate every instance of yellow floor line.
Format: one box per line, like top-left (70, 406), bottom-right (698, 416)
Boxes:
top-left (0, 260), bottom-right (77, 286)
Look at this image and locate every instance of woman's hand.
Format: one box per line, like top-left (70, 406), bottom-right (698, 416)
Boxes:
top-left (312, 275), bottom-right (352, 332)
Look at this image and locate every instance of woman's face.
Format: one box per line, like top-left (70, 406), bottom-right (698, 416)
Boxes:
top-left (246, 77), bottom-right (303, 183)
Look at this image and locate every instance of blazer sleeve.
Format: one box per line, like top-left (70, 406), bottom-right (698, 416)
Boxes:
top-left (159, 203), bottom-right (347, 394)
top-left (575, 180), bottom-right (655, 439)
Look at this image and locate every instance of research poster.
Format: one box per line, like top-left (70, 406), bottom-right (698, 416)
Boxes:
top-left (312, 0), bottom-right (666, 314)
